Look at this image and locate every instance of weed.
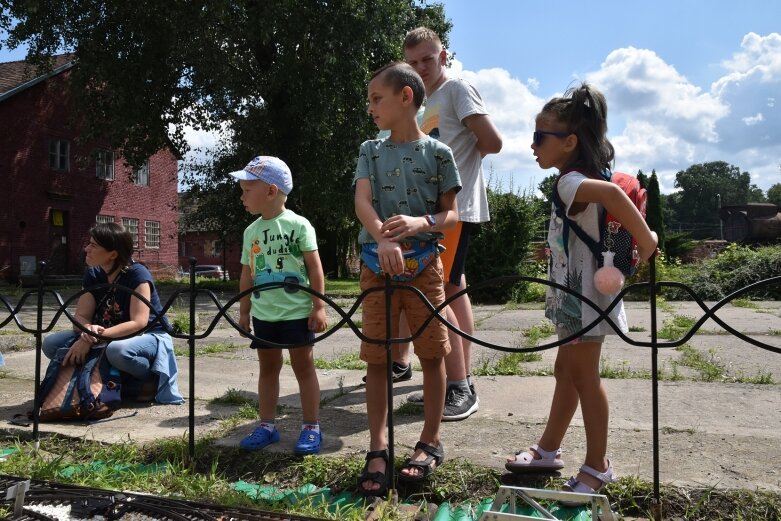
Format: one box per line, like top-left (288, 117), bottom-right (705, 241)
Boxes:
top-left (211, 388), bottom-right (255, 406)
top-left (655, 296), bottom-right (674, 313)
top-left (661, 426), bottom-right (697, 435)
top-left (394, 401), bottom-right (424, 416)
top-left (600, 358), bottom-right (651, 379)
top-left (629, 325), bottom-right (647, 332)
top-left (730, 371), bottom-right (775, 385)
top-left (313, 352), bottom-right (364, 370)
top-left (675, 344), bottom-right (725, 381)
top-left (170, 312), bottom-right (190, 334)
top-left (174, 342), bottom-right (239, 357)
top-left (731, 298), bottom-right (758, 309)
top-left (658, 315), bottom-right (697, 340)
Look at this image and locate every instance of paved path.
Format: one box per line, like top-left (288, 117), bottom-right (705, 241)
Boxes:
top-left (1, 299), bottom-right (780, 492)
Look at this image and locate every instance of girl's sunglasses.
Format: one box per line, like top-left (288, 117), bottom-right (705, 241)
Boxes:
top-left (533, 130), bottom-right (571, 146)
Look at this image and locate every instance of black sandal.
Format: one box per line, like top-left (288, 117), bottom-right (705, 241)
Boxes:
top-left (398, 441), bottom-right (444, 483)
top-left (357, 449), bottom-right (389, 497)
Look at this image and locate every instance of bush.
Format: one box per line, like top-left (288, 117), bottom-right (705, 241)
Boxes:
top-left (465, 187), bottom-right (543, 304)
top-left (658, 244), bottom-right (781, 300)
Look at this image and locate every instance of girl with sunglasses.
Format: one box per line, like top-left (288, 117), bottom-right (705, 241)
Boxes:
top-left (505, 83), bottom-right (657, 504)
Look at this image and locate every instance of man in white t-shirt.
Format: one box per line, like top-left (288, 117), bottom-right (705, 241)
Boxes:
top-left (398, 26), bottom-right (503, 421)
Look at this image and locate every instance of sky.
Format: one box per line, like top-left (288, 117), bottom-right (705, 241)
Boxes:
top-left (438, 0), bottom-right (781, 195)
top-left (2, 1), bottom-right (780, 195)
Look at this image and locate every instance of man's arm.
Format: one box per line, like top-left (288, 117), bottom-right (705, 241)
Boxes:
top-left (463, 113), bottom-right (503, 157)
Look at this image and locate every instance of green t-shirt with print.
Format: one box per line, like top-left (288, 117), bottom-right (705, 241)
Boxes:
top-left (240, 209), bottom-right (318, 322)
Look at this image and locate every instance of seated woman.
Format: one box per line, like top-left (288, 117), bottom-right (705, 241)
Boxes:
top-left (42, 222), bottom-right (183, 404)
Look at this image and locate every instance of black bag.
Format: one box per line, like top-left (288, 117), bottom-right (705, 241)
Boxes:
top-left (31, 342), bottom-right (122, 422)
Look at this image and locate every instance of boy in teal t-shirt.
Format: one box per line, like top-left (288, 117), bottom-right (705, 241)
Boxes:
top-left (230, 155), bottom-right (327, 455)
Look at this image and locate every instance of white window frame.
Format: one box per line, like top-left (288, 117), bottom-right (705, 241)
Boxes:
top-left (95, 149), bottom-right (115, 180)
top-left (133, 160), bottom-right (150, 186)
top-left (95, 215), bottom-right (114, 224)
top-left (144, 220), bottom-right (160, 249)
top-left (122, 217), bottom-right (139, 249)
top-left (49, 139), bottom-right (70, 171)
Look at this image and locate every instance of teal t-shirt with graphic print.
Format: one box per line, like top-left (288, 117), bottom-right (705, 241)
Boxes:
top-left (353, 136), bottom-right (461, 245)
top-left (240, 209), bottom-right (318, 322)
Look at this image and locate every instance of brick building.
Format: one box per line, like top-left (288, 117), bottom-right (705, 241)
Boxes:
top-left (0, 57), bottom-right (180, 282)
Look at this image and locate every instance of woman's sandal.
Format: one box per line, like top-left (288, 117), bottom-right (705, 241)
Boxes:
top-left (559, 460), bottom-right (615, 507)
top-left (357, 449), bottom-right (389, 497)
top-left (398, 441), bottom-right (444, 483)
top-left (505, 444), bottom-right (565, 473)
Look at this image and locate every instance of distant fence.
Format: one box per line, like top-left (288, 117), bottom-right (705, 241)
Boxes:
top-left (1, 258), bottom-right (779, 519)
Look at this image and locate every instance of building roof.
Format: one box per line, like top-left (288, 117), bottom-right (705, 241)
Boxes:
top-left (0, 54), bottom-right (76, 101)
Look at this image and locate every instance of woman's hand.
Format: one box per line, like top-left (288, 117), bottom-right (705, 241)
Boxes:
top-left (62, 338), bottom-right (92, 367)
top-left (79, 324), bottom-right (104, 345)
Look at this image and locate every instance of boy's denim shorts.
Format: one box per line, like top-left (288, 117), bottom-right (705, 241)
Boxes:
top-left (250, 317), bottom-right (314, 349)
top-left (359, 258), bottom-right (451, 364)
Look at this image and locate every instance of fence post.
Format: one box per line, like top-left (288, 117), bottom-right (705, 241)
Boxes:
top-left (384, 274), bottom-right (396, 495)
top-left (649, 256), bottom-right (662, 521)
top-left (32, 261), bottom-right (48, 449)
top-left (188, 257), bottom-right (197, 463)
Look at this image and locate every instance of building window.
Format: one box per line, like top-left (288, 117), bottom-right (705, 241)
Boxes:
top-left (145, 220), bottom-right (160, 249)
top-left (49, 139), bottom-right (70, 171)
top-left (95, 149), bottom-right (114, 180)
top-left (95, 215), bottom-right (114, 224)
top-left (133, 160), bottom-right (150, 186)
top-left (122, 218), bottom-right (139, 249)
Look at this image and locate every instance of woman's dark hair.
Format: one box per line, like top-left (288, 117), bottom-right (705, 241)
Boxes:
top-left (540, 82), bottom-right (614, 178)
top-left (90, 222), bottom-right (134, 275)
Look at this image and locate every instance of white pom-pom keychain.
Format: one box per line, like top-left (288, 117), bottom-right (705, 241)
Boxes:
top-left (594, 251), bottom-right (625, 295)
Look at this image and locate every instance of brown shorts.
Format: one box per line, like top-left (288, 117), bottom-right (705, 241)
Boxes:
top-left (359, 258), bottom-right (451, 364)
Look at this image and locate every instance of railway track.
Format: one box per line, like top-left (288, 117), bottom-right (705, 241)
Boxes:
top-left (1, 474), bottom-right (328, 521)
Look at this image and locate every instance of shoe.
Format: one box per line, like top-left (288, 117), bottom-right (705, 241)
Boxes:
top-left (409, 383), bottom-right (477, 406)
top-left (442, 385), bottom-right (479, 421)
top-left (505, 444), bottom-right (565, 473)
top-left (357, 449), bottom-right (389, 497)
top-left (398, 441), bottom-right (444, 483)
top-left (559, 461), bottom-right (615, 507)
top-left (362, 361), bottom-right (412, 383)
top-left (294, 428), bottom-right (322, 455)
top-left (240, 426), bottom-right (280, 451)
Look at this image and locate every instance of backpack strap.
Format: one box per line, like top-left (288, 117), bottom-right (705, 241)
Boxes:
top-left (553, 176), bottom-right (604, 261)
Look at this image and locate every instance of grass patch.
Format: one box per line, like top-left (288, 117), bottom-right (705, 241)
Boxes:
top-left (629, 325), bottom-right (647, 332)
top-left (768, 329), bottom-right (781, 336)
top-left (661, 426), bottom-right (697, 435)
top-left (731, 298), bottom-right (759, 309)
top-left (211, 388), bottom-right (255, 407)
top-left (730, 371), bottom-right (775, 385)
top-left (658, 315), bottom-right (697, 340)
top-left (313, 352), bottom-right (365, 370)
top-left (655, 296), bottom-right (674, 313)
top-left (394, 401), bottom-right (423, 416)
top-left (0, 434), bottom-right (778, 520)
top-left (472, 322), bottom-right (552, 376)
top-left (174, 342), bottom-right (239, 357)
top-left (599, 358), bottom-right (651, 380)
top-left (324, 278), bottom-right (361, 297)
top-left (675, 344), bottom-right (725, 382)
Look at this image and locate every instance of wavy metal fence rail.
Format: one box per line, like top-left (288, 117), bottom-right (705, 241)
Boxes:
top-left (1, 259), bottom-right (779, 520)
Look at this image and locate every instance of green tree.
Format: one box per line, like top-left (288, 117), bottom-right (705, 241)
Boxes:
top-left (768, 183), bottom-right (781, 207)
top-left (465, 187), bottom-right (542, 303)
top-left (1, 0), bottom-right (450, 276)
top-left (636, 169), bottom-right (648, 189)
top-left (646, 170), bottom-right (665, 254)
top-left (669, 161), bottom-right (753, 239)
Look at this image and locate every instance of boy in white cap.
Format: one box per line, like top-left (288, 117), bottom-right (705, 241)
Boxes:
top-left (230, 155), bottom-right (327, 454)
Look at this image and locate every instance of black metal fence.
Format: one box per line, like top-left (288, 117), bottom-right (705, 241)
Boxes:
top-left (1, 258), bottom-right (779, 519)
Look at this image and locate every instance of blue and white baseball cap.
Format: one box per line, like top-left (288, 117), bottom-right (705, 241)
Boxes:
top-left (228, 156), bottom-right (293, 195)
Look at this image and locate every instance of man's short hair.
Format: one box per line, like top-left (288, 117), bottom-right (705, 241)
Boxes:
top-left (403, 26), bottom-right (442, 50)
top-left (370, 62), bottom-right (425, 109)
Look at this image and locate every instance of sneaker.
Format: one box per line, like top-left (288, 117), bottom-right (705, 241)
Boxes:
top-left (408, 384), bottom-right (477, 406)
top-left (240, 427), bottom-right (280, 451)
top-left (442, 386), bottom-right (479, 421)
top-left (294, 429), bottom-right (322, 455)
top-left (362, 362), bottom-right (412, 383)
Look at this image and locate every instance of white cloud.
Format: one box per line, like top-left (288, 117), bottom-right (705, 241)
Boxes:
top-left (464, 34), bottom-right (781, 194)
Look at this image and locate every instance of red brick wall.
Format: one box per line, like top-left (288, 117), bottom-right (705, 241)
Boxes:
top-left (0, 70), bottom-right (179, 281)
top-left (178, 231), bottom-right (243, 280)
